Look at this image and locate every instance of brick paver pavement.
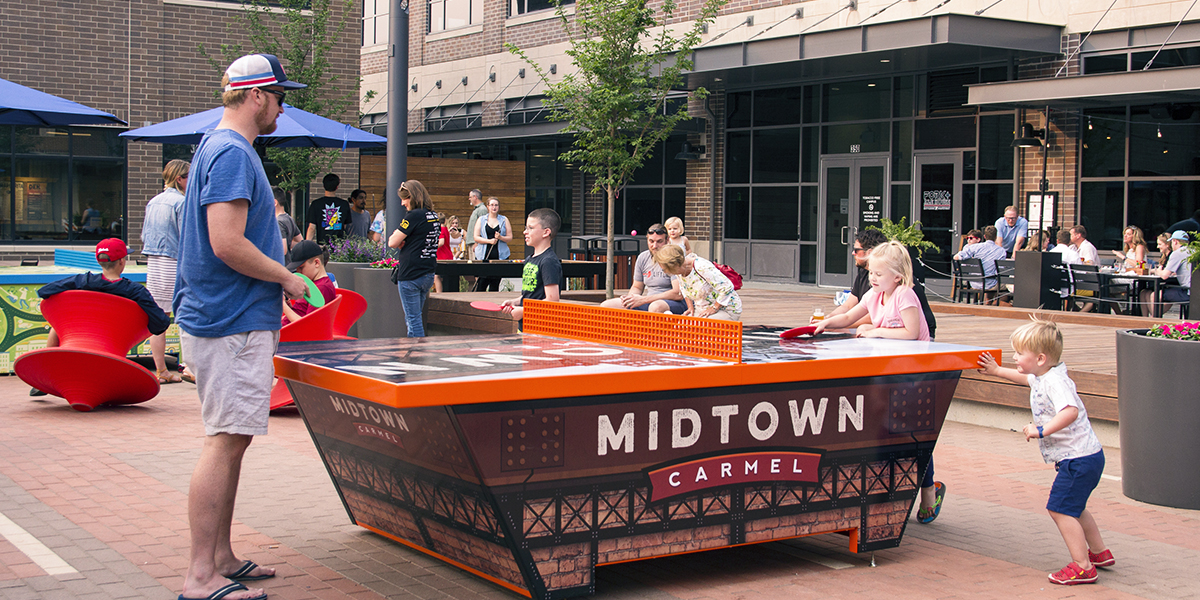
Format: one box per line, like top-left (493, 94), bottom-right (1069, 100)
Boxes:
top-left (0, 371), bottom-right (1197, 600)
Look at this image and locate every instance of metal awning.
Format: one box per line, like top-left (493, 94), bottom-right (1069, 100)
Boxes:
top-left (687, 13), bottom-right (1062, 88)
top-left (967, 66), bottom-right (1200, 109)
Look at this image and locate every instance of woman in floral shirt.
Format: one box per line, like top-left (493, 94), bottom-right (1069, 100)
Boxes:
top-left (652, 245), bottom-right (742, 320)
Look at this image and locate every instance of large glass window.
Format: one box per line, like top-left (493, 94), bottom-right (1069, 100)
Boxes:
top-left (1081, 105), bottom-right (1200, 249)
top-left (1, 125), bottom-right (125, 244)
top-left (509, 0), bottom-right (572, 16)
top-left (362, 0), bottom-right (388, 46)
top-left (822, 79), bottom-right (890, 122)
top-left (430, 0), bottom-right (481, 32)
top-left (619, 134), bottom-right (687, 234)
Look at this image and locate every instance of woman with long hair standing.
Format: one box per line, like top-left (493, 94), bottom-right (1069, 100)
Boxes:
top-left (472, 197), bottom-right (513, 292)
top-left (141, 159), bottom-right (190, 383)
top-left (387, 180), bottom-right (441, 337)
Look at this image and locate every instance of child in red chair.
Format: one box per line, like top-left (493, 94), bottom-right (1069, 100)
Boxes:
top-left (282, 240), bottom-right (337, 325)
top-left (32, 239), bottom-right (171, 395)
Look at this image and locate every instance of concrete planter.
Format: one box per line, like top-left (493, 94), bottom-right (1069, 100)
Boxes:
top-left (353, 267), bottom-right (428, 339)
top-left (1116, 328), bottom-right (1200, 509)
top-left (325, 261), bottom-right (360, 292)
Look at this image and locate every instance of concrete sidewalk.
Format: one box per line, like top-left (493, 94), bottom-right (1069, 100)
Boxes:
top-left (1, 373), bottom-right (1197, 600)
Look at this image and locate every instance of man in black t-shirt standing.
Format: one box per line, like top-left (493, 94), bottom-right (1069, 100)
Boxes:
top-left (305, 173), bottom-right (353, 245)
top-left (387, 180), bottom-right (441, 337)
top-left (824, 228), bottom-right (936, 339)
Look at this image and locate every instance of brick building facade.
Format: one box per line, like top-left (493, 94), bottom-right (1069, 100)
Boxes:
top-left (0, 0), bottom-right (360, 258)
top-left (362, 0), bottom-right (1200, 287)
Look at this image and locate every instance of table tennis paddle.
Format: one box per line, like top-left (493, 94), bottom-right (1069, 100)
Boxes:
top-left (295, 273), bottom-right (325, 308)
top-left (470, 300), bottom-right (504, 312)
top-left (779, 325), bottom-right (818, 339)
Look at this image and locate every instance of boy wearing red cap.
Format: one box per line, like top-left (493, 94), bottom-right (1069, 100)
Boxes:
top-left (29, 239), bottom-right (170, 396)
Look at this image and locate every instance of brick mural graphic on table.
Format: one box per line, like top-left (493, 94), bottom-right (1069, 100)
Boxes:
top-left (277, 329), bottom-right (989, 599)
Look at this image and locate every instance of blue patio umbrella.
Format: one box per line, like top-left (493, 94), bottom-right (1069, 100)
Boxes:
top-left (0, 77), bottom-right (127, 126)
top-left (119, 104), bottom-right (385, 149)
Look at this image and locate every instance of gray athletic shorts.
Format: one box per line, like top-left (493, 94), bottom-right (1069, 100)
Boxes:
top-left (181, 330), bottom-right (279, 437)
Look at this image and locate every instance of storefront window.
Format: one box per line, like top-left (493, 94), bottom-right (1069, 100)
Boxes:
top-left (978, 115), bottom-right (1014, 180)
top-left (753, 87), bottom-right (801, 127)
top-left (726, 131), bottom-right (751, 184)
top-left (14, 127), bottom-right (69, 155)
top-left (1080, 105), bottom-right (1200, 248)
top-left (822, 79), bottom-right (891, 123)
top-left (1127, 181), bottom-right (1198, 240)
top-left (14, 157), bottom-right (69, 240)
top-left (724, 187), bottom-right (749, 239)
top-left (750, 187), bottom-right (798, 240)
top-left (1130, 106), bottom-right (1200, 177)
top-left (73, 160), bottom-right (125, 239)
top-left (1079, 181), bottom-right (1125, 249)
top-left (1081, 109), bottom-right (1125, 177)
top-left (753, 128), bottom-right (799, 183)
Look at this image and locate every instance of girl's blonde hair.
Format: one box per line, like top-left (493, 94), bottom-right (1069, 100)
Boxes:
top-left (1010, 317), bottom-right (1063, 364)
top-left (1123, 226), bottom-right (1146, 252)
top-left (664, 216), bottom-right (684, 234)
top-left (163, 159), bottom-right (190, 192)
top-left (867, 241), bottom-right (913, 287)
top-left (652, 243), bottom-right (687, 273)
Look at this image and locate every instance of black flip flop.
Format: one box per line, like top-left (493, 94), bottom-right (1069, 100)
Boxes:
top-left (177, 581), bottom-right (266, 600)
top-left (226, 559), bottom-right (276, 582)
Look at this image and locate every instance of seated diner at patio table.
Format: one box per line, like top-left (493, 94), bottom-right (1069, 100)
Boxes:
top-left (1112, 226), bottom-right (1148, 269)
top-left (1140, 230), bottom-right (1193, 317)
top-left (955, 226), bottom-right (1008, 294)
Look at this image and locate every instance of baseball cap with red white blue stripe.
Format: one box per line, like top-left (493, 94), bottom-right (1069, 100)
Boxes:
top-left (224, 54), bottom-right (307, 91)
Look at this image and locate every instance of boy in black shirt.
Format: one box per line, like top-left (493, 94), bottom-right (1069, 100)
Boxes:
top-left (502, 208), bottom-right (562, 322)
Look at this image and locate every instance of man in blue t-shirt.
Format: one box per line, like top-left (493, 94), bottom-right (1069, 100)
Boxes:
top-left (173, 53), bottom-right (308, 600)
top-left (994, 205), bottom-right (1029, 257)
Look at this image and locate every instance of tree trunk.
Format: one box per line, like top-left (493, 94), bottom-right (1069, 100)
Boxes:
top-left (605, 177), bottom-right (615, 299)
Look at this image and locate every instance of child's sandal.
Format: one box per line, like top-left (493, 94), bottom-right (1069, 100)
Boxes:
top-left (156, 368), bottom-right (183, 384)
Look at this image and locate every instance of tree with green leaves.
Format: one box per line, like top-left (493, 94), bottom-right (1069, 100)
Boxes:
top-left (199, 0), bottom-right (357, 205)
top-left (508, 0), bottom-right (726, 298)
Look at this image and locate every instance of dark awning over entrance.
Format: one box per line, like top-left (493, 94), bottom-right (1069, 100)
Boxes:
top-left (967, 66), bottom-right (1200, 109)
top-left (687, 13), bottom-right (1062, 88)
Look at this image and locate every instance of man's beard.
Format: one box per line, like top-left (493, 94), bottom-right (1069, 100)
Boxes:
top-left (256, 102), bottom-right (278, 136)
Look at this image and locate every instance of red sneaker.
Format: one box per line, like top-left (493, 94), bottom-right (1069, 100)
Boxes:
top-left (1089, 549), bottom-right (1115, 568)
top-left (1049, 562), bottom-right (1098, 585)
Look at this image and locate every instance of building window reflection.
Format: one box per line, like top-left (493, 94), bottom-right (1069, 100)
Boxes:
top-left (0, 125), bottom-right (126, 243)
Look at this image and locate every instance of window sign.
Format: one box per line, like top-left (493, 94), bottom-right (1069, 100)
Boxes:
top-left (922, 189), bottom-right (951, 210)
top-left (861, 195), bottom-right (881, 225)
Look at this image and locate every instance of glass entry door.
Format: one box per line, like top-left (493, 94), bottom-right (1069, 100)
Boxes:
top-left (818, 156), bottom-right (888, 287)
top-left (913, 153), bottom-right (963, 279)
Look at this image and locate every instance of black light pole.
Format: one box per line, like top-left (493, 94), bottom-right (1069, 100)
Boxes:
top-left (1039, 106), bottom-right (1053, 232)
top-left (385, 0), bottom-right (410, 237)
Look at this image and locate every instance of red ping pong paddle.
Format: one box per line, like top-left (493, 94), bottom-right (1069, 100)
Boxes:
top-left (470, 300), bottom-right (503, 312)
top-left (779, 325), bottom-right (818, 339)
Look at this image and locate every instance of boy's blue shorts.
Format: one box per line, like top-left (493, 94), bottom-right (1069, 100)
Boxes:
top-left (1046, 450), bottom-right (1105, 518)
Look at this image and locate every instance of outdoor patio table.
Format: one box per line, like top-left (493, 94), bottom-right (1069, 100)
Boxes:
top-left (1098, 270), bottom-right (1171, 316)
top-left (273, 301), bottom-right (995, 599)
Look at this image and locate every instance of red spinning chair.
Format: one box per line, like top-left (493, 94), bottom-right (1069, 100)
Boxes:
top-left (332, 288), bottom-right (367, 340)
top-left (270, 295), bottom-right (341, 410)
top-left (14, 290), bottom-right (159, 412)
